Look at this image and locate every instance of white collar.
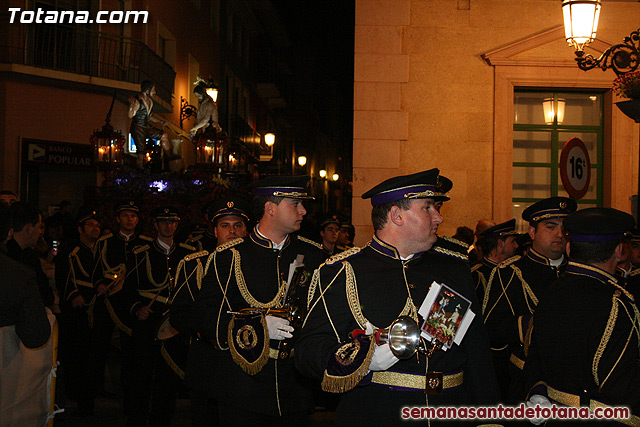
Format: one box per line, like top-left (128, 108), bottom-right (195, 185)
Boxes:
top-left (156, 238), bottom-right (172, 255)
top-left (255, 223), bottom-right (286, 250)
top-left (549, 255), bottom-right (564, 268)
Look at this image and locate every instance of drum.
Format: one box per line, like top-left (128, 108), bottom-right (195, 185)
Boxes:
top-left (156, 314), bottom-right (179, 341)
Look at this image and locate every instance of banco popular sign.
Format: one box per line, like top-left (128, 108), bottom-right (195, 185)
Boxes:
top-left (22, 139), bottom-right (93, 169)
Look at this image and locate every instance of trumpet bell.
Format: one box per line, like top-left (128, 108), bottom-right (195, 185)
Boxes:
top-left (379, 316), bottom-right (421, 359)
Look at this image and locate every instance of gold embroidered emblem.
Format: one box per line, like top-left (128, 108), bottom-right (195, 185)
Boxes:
top-left (559, 202), bottom-right (567, 209)
top-left (227, 201), bottom-right (234, 208)
top-left (335, 340), bottom-right (361, 366)
top-left (428, 377), bottom-right (440, 388)
top-left (129, 201), bottom-right (135, 206)
top-left (236, 325), bottom-right (258, 350)
top-left (164, 208), bottom-right (169, 214)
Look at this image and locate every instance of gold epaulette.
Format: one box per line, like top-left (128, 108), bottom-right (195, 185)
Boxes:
top-left (630, 268), bottom-right (640, 277)
top-left (187, 233), bottom-right (203, 242)
top-left (470, 262), bottom-right (482, 272)
top-left (324, 246), bottom-right (362, 266)
top-left (133, 244), bottom-right (150, 255)
top-left (139, 235), bottom-right (153, 241)
top-left (441, 235), bottom-right (470, 249)
top-left (432, 246), bottom-right (468, 262)
top-left (498, 255), bottom-right (521, 268)
top-left (296, 235), bottom-right (323, 250)
top-left (183, 250), bottom-right (209, 262)
top-left (215, 237), bottom-right (243, 252)
top-left (97, 233), bottom-right (113, 242)
top-left (69, 246), bottom-right (80, 257)
top-left (179, 242), bottom-right (196, 251)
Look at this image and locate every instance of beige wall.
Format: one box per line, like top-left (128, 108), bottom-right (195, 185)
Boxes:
top-left (353, 0), bottom-right (640, 246)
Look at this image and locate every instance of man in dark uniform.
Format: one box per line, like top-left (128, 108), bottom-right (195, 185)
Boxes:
top-left (471, 219), bottom-right (519, 302)
top-left (295, 169), bottom-right (499, 425)
top-left (470, 218), bottom-right (518, 402)
top-left (94, 199), bottom-right (151, 408)
top-left (525, 208), bottom-right (640, 425)
top-left (122, 206), bottom-right (195, 427)
top-left (192, 176), bottom-right (324, 426)
top-left (56, 208), bottom-right (102, 416)
top-left (483, 197), bottom-right (576, 403)
top-left (337, 221), bottom-right (355, 250)
top-left (186, 198), bottom-right (251, 252)
top-left (319, 213), bottom-right (342, 259)
top-left (171, 197), bottom-right (251, 427)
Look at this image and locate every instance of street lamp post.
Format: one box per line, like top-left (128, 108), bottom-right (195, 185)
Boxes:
top-left (562, 0), bottom-right (640, 222)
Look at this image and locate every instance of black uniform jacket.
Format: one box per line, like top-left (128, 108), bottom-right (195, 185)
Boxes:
top-left (121, 239), bottom-right (195, 319)
top-left (0, 245), bottom-right (50, 348)
top-left (295, 235), bottom-right (499, 425)
top-left (192, 230), bottom-right (323, 416)
top-left (482, 249), bottom-right (565, 361)
top-left (471, 257), bottom-right (498, 303)
top-left (526, 261), bottom-right (640, 414)
top-left (57, 241), bottom-right (100, 304)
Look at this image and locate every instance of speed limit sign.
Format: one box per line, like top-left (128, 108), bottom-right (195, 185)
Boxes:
top-left (560, 137), bottom-right (591, 199)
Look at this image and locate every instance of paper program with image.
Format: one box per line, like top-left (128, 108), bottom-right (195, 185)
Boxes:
top-left (418, 282), bottom-right (473, 349)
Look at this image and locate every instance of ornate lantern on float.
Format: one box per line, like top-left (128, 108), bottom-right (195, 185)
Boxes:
top-left (195, 119), bottom-right (227, 166)
top-left (91, 93), bottom-right (125, 169)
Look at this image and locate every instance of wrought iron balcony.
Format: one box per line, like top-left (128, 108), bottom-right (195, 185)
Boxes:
top-left (0, 24), bottom-right (175, 104)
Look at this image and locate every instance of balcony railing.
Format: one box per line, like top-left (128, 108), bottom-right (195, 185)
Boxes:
top-left (0, 24), bottom-right (175, 104)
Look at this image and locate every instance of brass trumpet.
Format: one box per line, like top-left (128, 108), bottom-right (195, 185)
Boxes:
top-left (351, 316), bottom-right (427, 359)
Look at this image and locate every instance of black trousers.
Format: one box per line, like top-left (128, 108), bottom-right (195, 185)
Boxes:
top-left (125, 314), bottom-right (180, 427)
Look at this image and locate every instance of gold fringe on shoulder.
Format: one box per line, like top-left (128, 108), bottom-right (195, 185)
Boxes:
top-left (441, 235), bottom-right (470, 249)
top-left (215, 237), bottom-right (243, 252)
top-left (97, 233), bottom-right (112, 241)
top-left (184, 250), bottom-right (209, 262)
top-left (325, 246), bottom-right (362, 266)
top-left (321, 337), bottom-right (376, 393)
top-left (432, 246), bottom-right (468, 262)
top-left (297, 235), bottom-right (323, 250)
top-left (133, 244), bottom-right (150, 255)
top-left (498, 255), bottom-right (521, 268)
top-left (227, 314), bottom-right (270, 376)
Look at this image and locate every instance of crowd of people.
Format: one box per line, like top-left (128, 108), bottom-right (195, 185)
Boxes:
top-left (1, 166), bottom-right (639, 426)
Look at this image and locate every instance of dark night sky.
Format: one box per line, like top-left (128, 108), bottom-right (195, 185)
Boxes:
top-left (271, 1), bottom-right (355, 166)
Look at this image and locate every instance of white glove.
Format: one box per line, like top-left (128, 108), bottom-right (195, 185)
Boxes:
top-left (526, 394), bottom-right (552, 425)
top-left (265, 315), bottom-right (294, 340)
top-left (365, 322), bottom-right (400, 372)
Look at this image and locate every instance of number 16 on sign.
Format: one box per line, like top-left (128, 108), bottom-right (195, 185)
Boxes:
top-left (560, 137), bottom-right (591, 200)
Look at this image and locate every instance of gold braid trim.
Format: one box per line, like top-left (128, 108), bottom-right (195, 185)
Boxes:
top-left (498, 255), bottom-right (521, 268)
top-left (133, 244), bottom-right (150, 255)
top-left (105, 298), bottom-right (132, 336)
top-left (482, 266), bottom-right (500, 315)
top-left (233, 247), bottom-right (286, 309)
top-left (184, 250), bottom-right (209, 262)
top-left (227, 313), bottom-right (270, 375)
top-left (432, 246), bottom-right (468, 262)
top-left (629, 268), bottom-right (640, 277)
top-left (440, 235), bottom-right (470, 249)
top-left (593, 292), bottom-right (619, 387)
top-left (297, 235), bottom-right (323, 250)
top-left (100, 239), bottom-right (112, 272)
top-left (145, 251), bottom-right (170, 288)
top-left (321, 336), bottom-right (376, 393)
top-left (70, 249), bottom-right (91, 279)
top-left (161, 342), bottom-right (185, 379)
top-left (307, 268), bottom-right (321, 310)
top-left (512, 265), bottom-right (539, 312)
top-left (594, 291), bottom-right (640, 391)
top-left (215, 237), bottom-right (243, 252)
top-left (324, 246), bottom-right (361, 266)
top-left (345, 261), bottom-right (368, 328)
